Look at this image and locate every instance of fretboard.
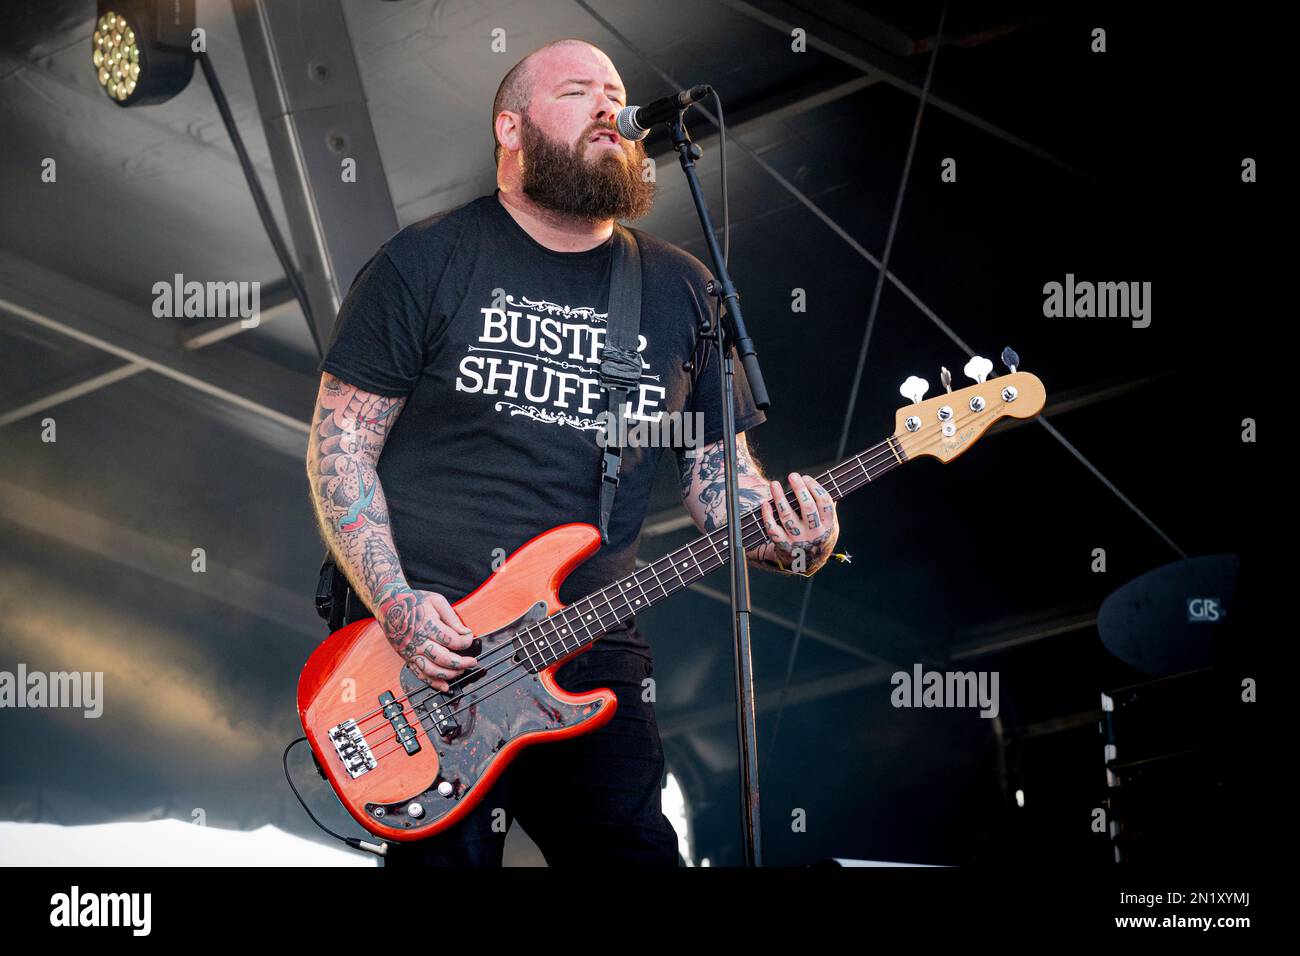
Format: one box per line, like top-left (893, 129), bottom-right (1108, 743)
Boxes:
top-left (515, 435), bottom-right (908, 671)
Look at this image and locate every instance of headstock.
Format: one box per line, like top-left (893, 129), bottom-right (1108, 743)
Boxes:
top-left (893, 348), bottom-right (1046, 463)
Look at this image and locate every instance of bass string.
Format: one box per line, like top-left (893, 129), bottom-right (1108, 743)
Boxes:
top-left (361, 422), bottom-right (964, 763)
top-left (355, 433), bottom-right (903, 741)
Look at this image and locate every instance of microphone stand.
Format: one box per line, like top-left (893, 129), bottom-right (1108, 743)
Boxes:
top-left (666, 109), bottom-right (771, 867)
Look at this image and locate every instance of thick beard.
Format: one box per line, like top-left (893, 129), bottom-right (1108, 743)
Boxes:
top-left (519, 111), bottom-right (655, 222)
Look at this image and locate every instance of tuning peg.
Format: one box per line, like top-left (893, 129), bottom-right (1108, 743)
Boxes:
top-left (1001, 347), bottom-right (1019, 373)
top-left (940, 367), bottom-right (952, 393)
top-left (899, 375), bottom-right (929, 404)
top-left (964, 355), bottom-right (993, 384)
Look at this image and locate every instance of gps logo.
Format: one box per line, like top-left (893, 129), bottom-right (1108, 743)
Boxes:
top-left (1187, 598), bottom-right (1223, 622)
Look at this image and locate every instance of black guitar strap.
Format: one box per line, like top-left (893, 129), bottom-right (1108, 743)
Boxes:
top-left (597, 223), bottom-right (643, 546)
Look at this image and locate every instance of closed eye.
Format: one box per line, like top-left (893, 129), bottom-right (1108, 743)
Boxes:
top-left (566, 90), bottom-right (625, 106)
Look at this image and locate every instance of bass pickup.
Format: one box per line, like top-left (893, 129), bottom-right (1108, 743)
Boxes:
top-left (379, 690), bottom-right (421, 755)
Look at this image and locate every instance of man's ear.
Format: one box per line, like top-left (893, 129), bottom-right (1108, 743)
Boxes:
top-left (495, 110), bottom-right (521, 155)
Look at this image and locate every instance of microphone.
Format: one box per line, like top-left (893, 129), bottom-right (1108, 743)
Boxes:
top-left (615, 84), bottom-right (713, 140)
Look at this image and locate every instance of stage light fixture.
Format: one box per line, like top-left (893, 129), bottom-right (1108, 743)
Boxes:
top-left (87, 0), bottom-right (319, 352)
top-left (91, 1), bottom-right (195, 107)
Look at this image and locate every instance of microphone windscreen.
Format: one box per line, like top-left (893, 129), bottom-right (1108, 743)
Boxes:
top-left (615, 106), bottom-right (648, 141)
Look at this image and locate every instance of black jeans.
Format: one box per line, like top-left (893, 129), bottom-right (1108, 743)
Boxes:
top-left (352, 606), bottom-right (680, 868)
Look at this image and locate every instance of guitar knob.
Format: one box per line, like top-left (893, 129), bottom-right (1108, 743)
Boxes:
top-left (964, 355), bottom-right (993, 384)
top-left (899, 375), bottom-right (929, 404)
top-left (437, 781), bottom-right (454, 797)
top-left (1001, 346), bottom-right (1019, 373)
top-left (407, 802), bottom-right (425, 818)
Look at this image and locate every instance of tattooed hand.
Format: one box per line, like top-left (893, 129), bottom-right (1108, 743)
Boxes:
top-left (380, 586), bottom-right (479, 692)
top-left (754, 472), bottom-right (839, 577)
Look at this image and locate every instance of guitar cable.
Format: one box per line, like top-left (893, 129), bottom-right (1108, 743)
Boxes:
top-left (283, 737), bottom-right (389, 857)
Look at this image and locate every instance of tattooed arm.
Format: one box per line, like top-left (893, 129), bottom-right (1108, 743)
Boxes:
top-left (676, 433), bottom-right (840, 576)
top-left (306, 373), bottom-right (477, 689)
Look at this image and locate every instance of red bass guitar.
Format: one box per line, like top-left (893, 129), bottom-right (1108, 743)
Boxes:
top-left (297, 363), bottom-right (1046, 841)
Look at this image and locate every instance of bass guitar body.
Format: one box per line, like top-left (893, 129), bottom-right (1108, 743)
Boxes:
top-left (297, 523), bottom-right (615, 843)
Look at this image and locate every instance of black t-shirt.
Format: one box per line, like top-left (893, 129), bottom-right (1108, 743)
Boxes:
top-left (318, 189), bottom-right (765, 660)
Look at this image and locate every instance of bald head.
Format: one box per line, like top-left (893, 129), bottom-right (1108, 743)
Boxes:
top-left (491, 38), bottom-right (613, 165)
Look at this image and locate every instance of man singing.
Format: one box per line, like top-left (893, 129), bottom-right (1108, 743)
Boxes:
top-left (306, 37), bottom-right (839, 867)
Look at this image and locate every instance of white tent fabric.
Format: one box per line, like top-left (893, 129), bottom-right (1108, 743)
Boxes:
top-left (0, 820), bottom-right (375, 867)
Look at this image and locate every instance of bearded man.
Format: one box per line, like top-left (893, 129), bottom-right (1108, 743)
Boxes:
top-left (306, 37), bottom-right (838, 867)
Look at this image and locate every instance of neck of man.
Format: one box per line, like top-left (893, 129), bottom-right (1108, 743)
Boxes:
top-left (496, 181), bottom-right (614, 254)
